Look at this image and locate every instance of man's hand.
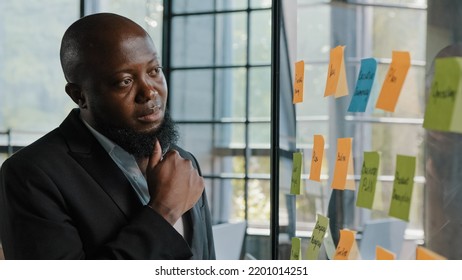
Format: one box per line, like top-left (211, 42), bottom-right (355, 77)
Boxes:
top-left (146, 140), bottom-right (204, 225)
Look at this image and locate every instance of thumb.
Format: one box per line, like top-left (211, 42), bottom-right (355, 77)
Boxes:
top-left (147, 138), bottom-right (162, 171)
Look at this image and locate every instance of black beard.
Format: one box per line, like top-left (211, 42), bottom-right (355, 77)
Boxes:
top-left (94, 111), bottom-right (179, 159)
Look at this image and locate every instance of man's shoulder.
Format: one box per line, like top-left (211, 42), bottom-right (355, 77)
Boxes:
top-left (4, 128), bottom-right (64, 164)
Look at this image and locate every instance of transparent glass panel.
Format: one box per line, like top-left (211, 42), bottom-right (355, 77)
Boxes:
top-left (0, 0), bottom-right (79, 133)
top-left (249, 10), bottom-right (271, 65)
top-left (171, 15), bottom-right (214, 67)
top-left (350, 0), bottom-right (427, 7)
top-left (213, 123), bottom-right (246, 147)
top-left (229, 179), bottom-right (246, 221)
top-left (249, 67), bottom-right (271, 118)
top-left (215, 68), bottom-right (247, 119)
top-left (249, 123), bottom-right (271, 146)
top-left (176, 124), bottom-right (213, 174)
top-left (247, 179), bottom-right (271, 227)
top-left (296, 120), bottom-right (329, 148)
top-left (216, 0), bottom-right (247, 11)
top-left (170, 69), bottom-right (213, 120)
top-left (372, 7), bottom-right (427, 61)
top-left (215, 12), bottom-right (247, 66)
top-left (172, 0), bottom-right (214, 13)
top-left (250, 0), bottom-right (272, 9)
top-left (297, 5), bottom-right (331, 62)
top-left (89, 0), bottom-right (164, 54)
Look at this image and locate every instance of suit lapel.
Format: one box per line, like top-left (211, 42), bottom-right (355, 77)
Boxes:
top-left (59, 109), bottom-right (142, 219)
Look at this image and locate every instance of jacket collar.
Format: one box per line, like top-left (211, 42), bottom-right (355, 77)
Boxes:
top-left (58, 109), bottom-right (142, 219)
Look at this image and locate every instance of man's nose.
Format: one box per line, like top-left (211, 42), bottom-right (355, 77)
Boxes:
top-left (135, 77), bottom-right (157, 103)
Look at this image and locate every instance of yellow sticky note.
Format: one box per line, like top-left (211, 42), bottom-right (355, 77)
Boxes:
top-left (324, 46), bottom-right (349, 98)
top-left (376, 51), bottom-right (411, 112)
top-left (306, 214), bottom-right (329, 260)
top-left (376, 246), bottom-right (396, 260)
top-left (293, 60), bottom-right (305, 104)
top-left (331, 138), bottom-right (354, 190)
top-left (290, 152), bottom-right (303, 195)
top-left (290, 237), bottom-right (302, 260)
top-left (416, 246), bottom-right (446, 260)
top-left (309, 135), bottom-right (325, 182)
top-left (334, 229), bottom-right (358, 260)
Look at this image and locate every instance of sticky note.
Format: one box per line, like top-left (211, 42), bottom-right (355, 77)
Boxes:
top-left (290, 152), bottom-right (303, 195)
top-left (309, 135), bottom-right (325, 182)
top-left (324, 224), bottom-right (336, 260)
top-left (331, 138), bottom-right (355, 190)
top-left (290, 237), bottom-right (302, 260)
top-left (416, 246), bottom-right (446, 260)
top-left (423, 57), bottom-right (462, 134)
top-left (356, 151), bottom-right (380, 209)
top-left (388, 155), bottom-right (416, 221)
top-left (376, 246), bottom-right (396, 260)
top-left (334, 229), bottom-right (358, 260)
top-left (293, 60), bottom-right (305, 104)
top-left (306, 214), bottom-right (329, 260)
top-left (348, 58), bottom-right (377, 112)
top-left (376, 51), bottom-right (411, 112)
top-left (372, 181), bottom-right (383, 211)
top-left (324, 46), bottom-right (349, 98)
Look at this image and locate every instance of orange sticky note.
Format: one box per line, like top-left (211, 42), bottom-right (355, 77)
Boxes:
top-left (309, 135), bottom-right (325, 182)
top-left (376, 246), bottom-right (396, 260)
top-left (324, 46), bottom-right (349, 98)
top-left (331, 138), bottom-right (355, 190)
top-left (416, 246), bottom-right (446, 260)
top-left (293, 60), bottom-right (305, 103)
top-left (334, 229), bottom-right (359, 260)
top-left (376, 51), bottom-right (411, 112)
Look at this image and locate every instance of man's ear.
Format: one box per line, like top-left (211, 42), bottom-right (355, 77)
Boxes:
top-left (65, 83), bottom-right (87, 109)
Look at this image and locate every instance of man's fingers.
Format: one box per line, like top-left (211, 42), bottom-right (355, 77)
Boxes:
top-left (148, 139), bottom-right (162, 170)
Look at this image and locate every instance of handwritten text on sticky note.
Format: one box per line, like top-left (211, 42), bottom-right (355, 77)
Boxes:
top-left (331, 138), bottom-right (353, 190)
top-left (290, 152), bottom-right (303, 195)
top-left (376, 51), bottom-right (411, 112)
top-left (290, 237), bottom-right (302, 260)
top-left (309, 135), bottom-right (325, 182)
top-left (348, 58), bottom-right (377, 112)
top-left (306, 214), bottom-right (329, 260)
top-left (388, 155), bottom-right (416, 221)
top-left (324, 46), bottom-right (349, 98)
top-left (356, 151), bottom-right (380, 209)
top-left (334, 229), bottom-right (356, 260)
top-left (423, 57), bottom-right (462, 134)
top-left (293, 60), bottom-right (305, 104)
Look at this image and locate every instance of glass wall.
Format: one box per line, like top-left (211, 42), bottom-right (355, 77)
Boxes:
top-left (3, 0), bottom-right (462, 260)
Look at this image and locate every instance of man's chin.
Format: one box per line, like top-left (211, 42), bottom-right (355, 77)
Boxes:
top-left (95, 111), bottom-right (178, 158)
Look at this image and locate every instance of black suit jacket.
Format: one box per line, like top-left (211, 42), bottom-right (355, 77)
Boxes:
top-left (0, 109), bottom-right (215, 259)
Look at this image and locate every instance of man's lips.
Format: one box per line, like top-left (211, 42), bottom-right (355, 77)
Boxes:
top-left (137, 105), bottom-right (162, 123)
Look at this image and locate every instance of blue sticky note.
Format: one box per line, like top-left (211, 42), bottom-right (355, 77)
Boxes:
top-left (348, 58), bottom-right (377, 112)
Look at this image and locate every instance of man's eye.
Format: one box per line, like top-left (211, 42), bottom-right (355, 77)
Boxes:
top-left (149, 67), bottom-right (163, 76)
top-left (117, 79), bottom-right (132, 87)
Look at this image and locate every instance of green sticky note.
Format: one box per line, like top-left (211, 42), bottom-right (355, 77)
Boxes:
top-left (356, 152), bottom-right (380, 209)
top-left (306, 214), bottom-right (329, 260)
top-left (423, 57), bottom-right (462, 133)
top-left (290, 152), bottom-right (303, 195)
top-left (388, 155), bottom-right (416, 221)
top-left (323, 224), bottom-right (336, 260)
top-left (290, 237), bottom-right (302, 260)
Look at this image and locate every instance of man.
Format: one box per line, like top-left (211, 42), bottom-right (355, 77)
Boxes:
top-left (0, 13), bottom-right (215, 259)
